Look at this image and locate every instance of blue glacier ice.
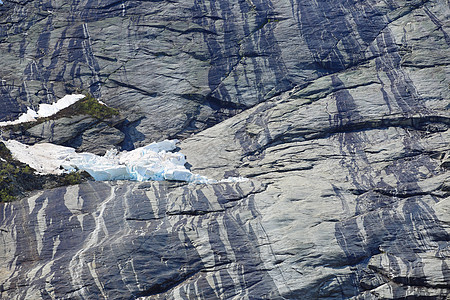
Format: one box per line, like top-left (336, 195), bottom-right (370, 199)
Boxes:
top-left (61, 140), bottom-right (214, 183)
top-left (5, 139), bottom-right (247, 184)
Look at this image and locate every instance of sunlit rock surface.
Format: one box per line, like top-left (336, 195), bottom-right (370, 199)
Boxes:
top-left (0, 180), bottom-right (278, 299)
top-left (0, 0), bottom-right (449, 298)
top-left (2, 0), bottom-right (447, 147)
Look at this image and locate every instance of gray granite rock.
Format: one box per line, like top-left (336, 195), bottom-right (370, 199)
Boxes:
top-left (26, 115), bottom-right (99, 144)
top-left (70, 121), bottom-right (125, 155)
top-left (0, 180), bottom-right (283, 299)
top-left (3, 114), bottom-right (125, 155)
top-left (0, 0), bottom-right (449, 298)
top-left (2, 0), bottom-right (447, 147)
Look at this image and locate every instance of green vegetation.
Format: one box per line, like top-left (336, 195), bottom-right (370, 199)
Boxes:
top-left (0, 93), bottom-right (114, 202)
top-left (0, 188), bottom-right (15, 202)
top-left (0, 141), bottom-right (13, 160)
top-left (0, 141), bottom-right (90, 202)
top-left (66, 93), bottom-right (119, 120)
top-left (1, 93), bottom-right (119, 133)
top-left (62, 171), bottom-right (84, 186)
top-left (0, 142), bottom-right (35, 202)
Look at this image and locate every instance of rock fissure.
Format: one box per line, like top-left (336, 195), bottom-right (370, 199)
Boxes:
top-left (0, 0), bottom-right (449, 298)
top-left (247, 115), bottom-right (450, 157)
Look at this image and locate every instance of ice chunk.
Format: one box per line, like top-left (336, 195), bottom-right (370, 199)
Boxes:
top-left (4, 139), bottom-right (240, 184)
top-left (4, 139), bottom-right (248, 184)
top-left (17, 108), bottom-right (38, 123)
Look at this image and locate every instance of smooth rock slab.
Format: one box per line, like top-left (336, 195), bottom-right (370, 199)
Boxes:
top-left (0, 180), bottom-right (283, 299)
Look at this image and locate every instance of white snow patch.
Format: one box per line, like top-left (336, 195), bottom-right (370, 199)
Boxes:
top-left (0, 94), bottom-right (85, 127)
top-left (37, 94), bottom-right (85, 117)
top-left (4, 140), bottom-right (76, 174)
top-left (4, 140), bottom-right (248, 184)
top-left (218, 176), bottom-right (249, 183)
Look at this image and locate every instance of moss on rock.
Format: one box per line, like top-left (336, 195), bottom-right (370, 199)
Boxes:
top-left (1, 93), bottom-right (119, 134)
top-left (0, 141), bottom-right (91, 202)
top-left (69, 94), bottom-right (119, 120)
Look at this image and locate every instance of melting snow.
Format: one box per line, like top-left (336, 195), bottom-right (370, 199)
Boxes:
top-left (0, 94), bottom-right (247, 184)
top-left (0, 94), bottom-right (85, 127)
top-left (5, 140), bottom-right (76, 174)
top-left (4, 139), bottom-right (247, 184)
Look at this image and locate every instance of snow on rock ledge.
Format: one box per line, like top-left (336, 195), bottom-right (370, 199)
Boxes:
top-left (0, 94), bottom-right (85, 126)
top-left (4, 139), bottom-right (247, 184)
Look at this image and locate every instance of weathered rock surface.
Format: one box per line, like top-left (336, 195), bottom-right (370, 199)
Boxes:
top-left (0, 180), bottom-right (280, 299)
top-left (0, 0), bottom-right (449, 298)
top-left (0, 97), bottom-right (126, 155)
top-left (2, 115), bottom-right (125, 155)
top-left (1, 0), bottom-right (447, 147)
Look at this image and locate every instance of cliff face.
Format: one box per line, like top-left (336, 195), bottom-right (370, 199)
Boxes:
top-left (0, 0), bottom-right (449, 299)
top-left (3, 0), bottom-right (448, 146)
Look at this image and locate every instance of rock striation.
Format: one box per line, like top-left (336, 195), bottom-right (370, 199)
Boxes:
top-left (1, 0), bottom-right (446, 147)
top-left (0, 180), bottom-right (279, 299)
top-left (0, 0), bottom-right (449, 299)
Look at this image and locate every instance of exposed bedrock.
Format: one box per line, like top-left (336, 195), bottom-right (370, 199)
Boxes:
top-left (0, 0), bottom-right (449, 299)
top-left (1, 0), bottom-right (448, 147)
top-left (0, 125), bottom-right (449, 299)
top-left (0, 180), bottom-right (282, 299)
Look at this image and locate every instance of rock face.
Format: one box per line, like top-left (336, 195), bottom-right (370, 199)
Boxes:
top-left (1, 97), bottom-right (125, 155)
top-left (0, 0), bottom-right (449, 299)
top-left (0, 181), bottom-right (281, 299)
top-left (2, 0), bottom-right (447, 147)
